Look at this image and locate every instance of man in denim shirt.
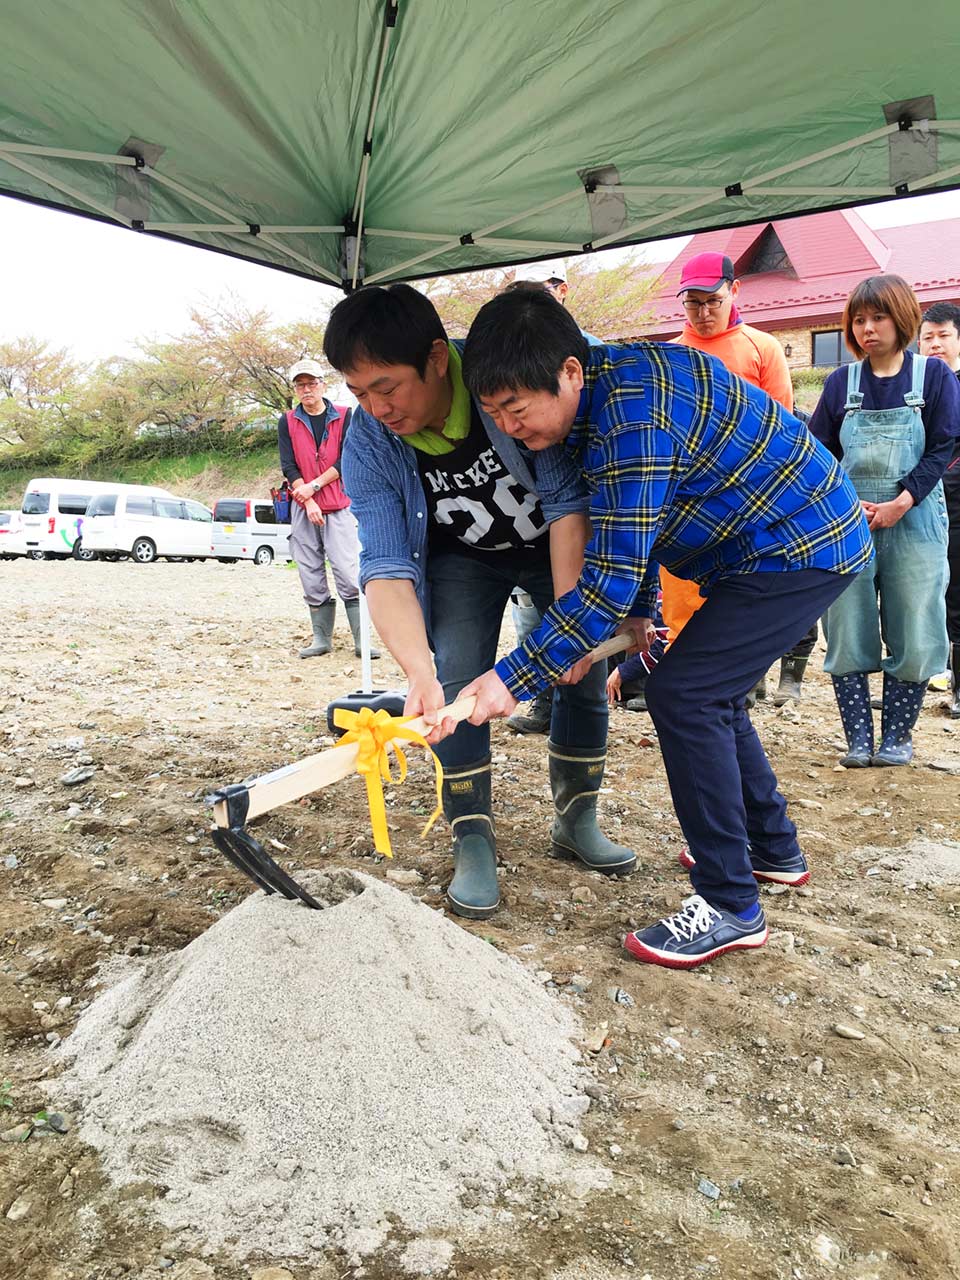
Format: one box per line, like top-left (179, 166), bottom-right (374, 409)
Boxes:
top-left (323, 285), bottom-right (635, 921)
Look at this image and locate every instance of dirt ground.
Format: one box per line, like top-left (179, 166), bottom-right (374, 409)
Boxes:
top-left (2, 558), bottom-right (960, 1280)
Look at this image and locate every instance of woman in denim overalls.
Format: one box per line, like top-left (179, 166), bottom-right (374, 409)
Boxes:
top-left (810, 275), bottom-right (957, 767)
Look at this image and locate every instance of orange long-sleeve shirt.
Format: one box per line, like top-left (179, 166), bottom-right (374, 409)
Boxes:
top-left (660, 321), bottom-right (794, 638)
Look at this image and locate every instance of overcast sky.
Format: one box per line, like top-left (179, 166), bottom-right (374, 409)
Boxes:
top-left (2, 189), bottom-right (960, 364)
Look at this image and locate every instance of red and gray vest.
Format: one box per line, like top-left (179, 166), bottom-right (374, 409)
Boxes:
top-left (287, 407), bottom-right (351, 512)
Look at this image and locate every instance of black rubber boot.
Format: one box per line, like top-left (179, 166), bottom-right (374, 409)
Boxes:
top-left (773, 655), bottom-right (808, 706)
top-left (831, 672), bottom-right (874, 767)
top-left (443, 758), bottom-right (499, 920)
top-left (343, 597), bottom-right (380, 659)
top-left (873, 673), bottom-right (927, 766)
top-left (622, 671), bottom-right (648, 711)
top-left (506, 687), bottom-right (552, 735)
top-left (299, 602), bottom-right (336, 658)
top-left (548, 743), bottom-right (637, 874)
top-left (950, 644), bottom-right (960, 720)
top-left (745, 674), bottom-right (767, 709)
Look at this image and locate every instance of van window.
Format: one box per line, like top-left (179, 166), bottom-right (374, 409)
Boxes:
top-left (186, 501), bottom-right (212, 523)
top-left (214, 500), bottom-right (247, 523)
top-left (154, 499), bottom-right (186, 519)
top-left (254, 504), bottom-right (277, 525)
top-left (58, 493), bottom-right (93, 515)
top-left (127, 499), bottom-right (153, 516)
top-left (87, 494), bottom-right (117, 517)
top-left (22, 492), bottom-right (51, 515)
top-left (0, 512), bottom-right (11, 528)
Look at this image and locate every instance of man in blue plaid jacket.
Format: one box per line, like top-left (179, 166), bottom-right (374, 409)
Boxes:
top-left (456, 288), bottom-right (872, 970)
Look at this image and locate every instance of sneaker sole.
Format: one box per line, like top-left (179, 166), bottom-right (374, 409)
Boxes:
top-left (677, 848), bottom-right (810, 887)
top-left (624, 927), bottom-right (768, 969)
top-left (551, 842), bottom-right (638, 876)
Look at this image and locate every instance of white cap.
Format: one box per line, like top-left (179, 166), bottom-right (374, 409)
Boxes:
top-left (512, 258), bottom-right (567, 285)
top-left (288, 358), bottom-right (326, 381)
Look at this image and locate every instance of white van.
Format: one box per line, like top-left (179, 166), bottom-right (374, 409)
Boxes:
top-left (211, 498), bottom-right (291, 565)
top-left (19, 477), bottom-right (161, 560)
top-left (0, 510), bottom-right (26, 559)
top-left (83, 489), bottom-right (214, 563)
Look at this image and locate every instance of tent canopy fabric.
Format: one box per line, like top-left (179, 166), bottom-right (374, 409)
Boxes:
top-left (2, 1), bottom-right (959, 290)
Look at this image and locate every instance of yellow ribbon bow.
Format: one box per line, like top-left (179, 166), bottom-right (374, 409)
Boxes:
top-left (332, 706), bottom-right (444, 858)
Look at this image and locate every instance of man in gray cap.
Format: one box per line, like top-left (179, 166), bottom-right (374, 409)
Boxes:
top-left (278, 359), bottom-right (376, 658)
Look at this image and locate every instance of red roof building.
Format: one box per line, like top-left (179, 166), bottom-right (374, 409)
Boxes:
top-left (635, 210), bottom-right (960, 369)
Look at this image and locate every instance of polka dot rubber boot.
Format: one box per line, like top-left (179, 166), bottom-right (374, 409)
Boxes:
top-left (831, 672), bottom-right (874, 768)
top-left (872, 674), bottom-right (927, 767)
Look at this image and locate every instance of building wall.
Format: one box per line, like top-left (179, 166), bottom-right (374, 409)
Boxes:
top-left (767, 322), bottom-right (846, 370)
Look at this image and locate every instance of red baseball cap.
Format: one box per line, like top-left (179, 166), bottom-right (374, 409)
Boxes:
top-left (677, 252), bottom-right (735, 294)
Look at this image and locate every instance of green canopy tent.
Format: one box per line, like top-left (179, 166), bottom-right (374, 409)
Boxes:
top-left (3, 1), bottom-right (960, 290)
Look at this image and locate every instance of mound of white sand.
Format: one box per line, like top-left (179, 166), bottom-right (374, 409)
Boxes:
top-left (57, 870), bottom-right (607, 1262)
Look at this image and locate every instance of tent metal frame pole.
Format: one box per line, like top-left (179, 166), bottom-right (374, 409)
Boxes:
top-left (143, 164), bottom-right (340, 282)
top-left (349, 0), bottom-right (399, 287)
top-left (590, 121), bottom-right (903, 249)
top-left (141, 222), bottom-right (343, 234)
top-left (0, 142), bottom-right (139, 166)
top-left (367, 226), bottom-right (582, 252)
top-left (911, 160), bottom-right (960, 191)
top-left (0, 150), bottom-right (132, 226)
top-left (364, 186), bottom-right (585, 284)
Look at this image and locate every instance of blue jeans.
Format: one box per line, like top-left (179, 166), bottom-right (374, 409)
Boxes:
top-left (822, 491), bottom-right (949, 682)
top-left (645, 569), bottom-right (856, 913)
top-left (429, 546), bottom-right (608, 768)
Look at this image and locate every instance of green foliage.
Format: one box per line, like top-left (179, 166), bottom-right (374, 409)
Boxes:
top-left (423, 254), bottom-right (658, 341)
top-left (791, 366), bottom-right (829, 413)
top-left (0, 1080), bottom-right (12, 1108)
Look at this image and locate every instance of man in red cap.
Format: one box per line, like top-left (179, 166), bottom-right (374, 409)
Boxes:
top-left (662, 251), bottom-right (813, 705)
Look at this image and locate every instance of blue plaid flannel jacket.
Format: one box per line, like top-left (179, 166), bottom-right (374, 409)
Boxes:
top-left (496, 342), bottom-right (873, 698)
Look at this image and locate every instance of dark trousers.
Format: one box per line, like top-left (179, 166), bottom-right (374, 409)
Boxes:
top-left (645, 569), bottom-right (857, 913)
top-left (786, 621), bottom-right (819, 660)
top-left (428, 544), bottom-right (608, 769)
top-left (947, 522), bottom-right (960, 643)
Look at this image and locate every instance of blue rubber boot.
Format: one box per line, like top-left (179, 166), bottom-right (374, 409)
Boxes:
top-left (443, 758), bottom-right (499, 919)
top-left (831, 673), bottom-right (874, 768)
top-left (872, 674), bottom-right (927, 767)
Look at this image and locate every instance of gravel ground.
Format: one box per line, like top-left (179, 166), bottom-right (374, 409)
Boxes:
top-left (2, 557), bottom-right (960, 1280)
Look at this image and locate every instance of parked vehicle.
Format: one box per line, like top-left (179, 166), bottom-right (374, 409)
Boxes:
top-left (83, 489), bottom-right (214, 563)
top-left (211, 498), bottom-right (291, 565)
top-left (0, 510), bottom-right (26, 559)
top-left (18, 477), bottom-right (164, 560)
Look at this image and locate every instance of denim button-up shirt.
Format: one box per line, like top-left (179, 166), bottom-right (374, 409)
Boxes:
top-left (341, 388), bottom-right (590, 616)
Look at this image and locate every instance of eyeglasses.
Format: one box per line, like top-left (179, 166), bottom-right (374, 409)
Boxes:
top-left (681, 292), bottom-right (730, 313)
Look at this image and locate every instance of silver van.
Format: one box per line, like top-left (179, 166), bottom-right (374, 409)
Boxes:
top-left (211, 498), bottom-right (291, 565)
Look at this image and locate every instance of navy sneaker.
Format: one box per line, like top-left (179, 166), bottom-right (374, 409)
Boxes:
top-left (624, 894), bottom-right (768, 970)
top-left (678, 845), bottom-right (810, 887)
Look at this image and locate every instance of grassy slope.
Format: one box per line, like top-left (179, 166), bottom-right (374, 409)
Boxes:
top-left (0, 445), bottom-right (283, 509)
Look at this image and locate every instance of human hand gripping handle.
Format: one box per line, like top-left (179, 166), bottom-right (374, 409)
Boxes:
top-left (209, 631), bottom-right (634, 829)
top-left (457, 629), bottom-right (636, 732)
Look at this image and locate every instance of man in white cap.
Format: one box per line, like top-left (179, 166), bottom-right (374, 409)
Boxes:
top-left (278, 359), bottom-right (374, 658)
top-left (508, 260), bottom-right (602, 344)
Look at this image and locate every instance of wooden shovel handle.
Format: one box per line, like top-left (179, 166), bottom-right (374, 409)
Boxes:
top-left (212, 629), bottom-right (636, 826)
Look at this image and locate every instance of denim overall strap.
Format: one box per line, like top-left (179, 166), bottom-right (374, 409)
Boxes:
top-left (905, 353), bottom-right (927, 409)
top-left (843, 359), bottom-right (864, 411)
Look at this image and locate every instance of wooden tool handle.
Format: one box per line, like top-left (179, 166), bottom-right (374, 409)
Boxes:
top-left (211, 630), bottom-right (635, 826)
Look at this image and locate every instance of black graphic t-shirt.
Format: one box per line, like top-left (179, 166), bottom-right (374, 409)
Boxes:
top-left (416, 404), bottom-right (548, 556)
